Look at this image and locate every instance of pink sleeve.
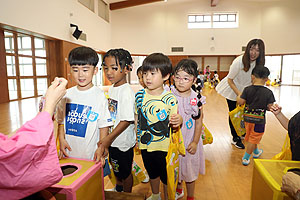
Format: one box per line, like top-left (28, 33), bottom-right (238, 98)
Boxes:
top-left (0, 112), bottom-right (63, 199)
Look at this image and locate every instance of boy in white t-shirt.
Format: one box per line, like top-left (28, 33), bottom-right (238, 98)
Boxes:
top-left (101, 48), bottom-right (136, 193)
top-left (56, 47), bottom-right (113, 164)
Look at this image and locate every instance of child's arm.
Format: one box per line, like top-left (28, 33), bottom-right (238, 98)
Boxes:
top-left (169, 113), bottom-right (183, 128)
top-left (187, 109), bottom-right (203, 154)
top-left (97, 121), bottom-right (132, 156)
top-left (237, 96), bottom-right (246, 106)
top-left (94, 127), bottom-right (110, 165)
top-left (270, 104), bottom-right (289, 130)
top-left (58, 125), bottom-right (72, 159)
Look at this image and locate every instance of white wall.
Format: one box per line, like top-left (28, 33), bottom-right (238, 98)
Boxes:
top-left (111, 0), bottom-right (262, 55)
top-left (0, 0), bottom-right (112, 51)
top-left (261, 0), bottom-right (300, 54)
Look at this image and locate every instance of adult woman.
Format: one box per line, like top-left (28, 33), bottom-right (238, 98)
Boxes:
top-left (0, 78), bottom-right (67, 199)
top-left (216, 39), bottom-right (265, 149)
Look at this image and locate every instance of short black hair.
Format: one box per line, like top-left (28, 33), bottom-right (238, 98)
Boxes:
top-left (136, 66), bottom-right (142, 75)
top-left (252, 65), bottom-right (270, 79)
top-left (102, 48), bottom-right (133, 70)
top-left (174, 59), bottom-right (198, 77)
top-left (68, 46), bottom-right (99, 67)
top-left (142, 53), bottom-right (172, 77)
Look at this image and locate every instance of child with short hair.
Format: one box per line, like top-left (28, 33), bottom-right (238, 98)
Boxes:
top-left (135, 53), bottom-right (180, 200)
top-left (101, 48), bottom-right (136, 193)
top-left (56, 46), bottom-right (113, 164)
top-left (137, 66), bottom-right (146, 88)
top-left (237, 65), bottom-right (276, 166)
top-left (171, 59), bottom-right (205, 200)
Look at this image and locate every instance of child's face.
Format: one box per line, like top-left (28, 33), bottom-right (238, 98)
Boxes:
top-left (143, 69), bottom-right (169, 92)
top-left (173, 70), bottom-right (195, 94)
top-left (103, 56), bottom-right (128, 87)
top-left (138, 71), bottom-right (146, 88)
top-left (71, 64), bottom-right (97, 91)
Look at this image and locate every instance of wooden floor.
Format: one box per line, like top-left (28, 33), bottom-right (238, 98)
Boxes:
top-left (1, 85), bottom-right (300, 200)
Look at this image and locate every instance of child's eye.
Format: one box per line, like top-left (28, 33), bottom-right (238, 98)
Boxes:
top-left (113, 67), bottom-right (118, 71)
top-left (103, 67), bottom-right (108, 71)
top-left (143, 72), bottom-right (147, 75)
top-left (184, 78), bottom-right (190, 81)
top-left (72, 69), bottom-right (78, 72)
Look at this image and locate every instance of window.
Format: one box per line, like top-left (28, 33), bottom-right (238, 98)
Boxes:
top-left (282, 55), bottom-right (300, 85)
top-left (98, 0), bottom-right (109, 22)
top-left (188, 12), bottom-right (238, 29)
top-left (4, 30), bottom-right (49, 101)
top-left (265, 56), bottom-right (282, 82)
top-left (78, 0), bottom-right (94, 12)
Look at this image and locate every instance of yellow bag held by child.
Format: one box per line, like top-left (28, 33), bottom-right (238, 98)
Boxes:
top-left (108, 160), bottom-right (146, 186)
top-left (201, 124), bottom-right (213, 145)
top-left (272, 133), bottom-right (292, 160)
top-left (229, 105), bottom-right (246, 137)
top-left (166, 129), bottom-right (180, 200)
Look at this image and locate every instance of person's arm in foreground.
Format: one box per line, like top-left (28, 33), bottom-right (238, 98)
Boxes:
top-left (270, 104), bottom-right (289, 130)
top-left (282, 172), bottom-right (300, 199)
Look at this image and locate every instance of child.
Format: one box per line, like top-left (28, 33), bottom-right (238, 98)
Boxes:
top-left (135, 53), bottom-right (180, 200)
top-left (137, 66), bottom-right (146, 88)
top-left (237, 65), bottom-right (276, 166)
top-left (56, 46), bottom-right (113, 164)
top-left (171, 59), bottom-right (205, 200)
top-left (101, 48), bottom-right (136, 193)
top-left (211, 70), bottom-right (220, 88)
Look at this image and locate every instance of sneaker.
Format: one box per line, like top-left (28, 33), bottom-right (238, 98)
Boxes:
top-left (105, 187), bottom-right (123, 192)
top-left (175, 189), bottom-right (184, 200)
top-left (146, 193), bottom-right (161, 200)
top-left (242, 158), bottom-right (250, 166)
top-left (240, 134), bottom-right (246, 140)
top-left (253, 149), bottom-right (263, 158)
top-left (142, 172), bottom-right (150, 183)
top-left (231, 137), bottom-right (245, 149)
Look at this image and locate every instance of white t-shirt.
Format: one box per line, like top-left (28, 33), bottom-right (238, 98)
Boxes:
top-left (216, 55), bottom-right (256, 101)
top-left (56, 86), bottom-right (113, 160)
top-left (108, 83), bottom-right (136, 152)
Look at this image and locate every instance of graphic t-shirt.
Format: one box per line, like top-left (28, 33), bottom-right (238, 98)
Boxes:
top-left (56, 86), bottom-right (113, 159)
top-left (107, 83), bottom-right (136, 152)
top-left (135, 89), bottom-right (178, 152)
top-left (240, 85), bottom-right (275, 124)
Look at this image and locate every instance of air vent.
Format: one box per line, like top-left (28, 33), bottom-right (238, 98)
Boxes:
top-left (171, 47), bottom-right (184, 52)
top-left (242, 46), bottom-right (246, 51)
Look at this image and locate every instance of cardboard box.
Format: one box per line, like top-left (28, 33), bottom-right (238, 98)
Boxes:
top-left (48, 157), bottom-right (104, 200)
top-left (252, 159), bottom-right (299, 200)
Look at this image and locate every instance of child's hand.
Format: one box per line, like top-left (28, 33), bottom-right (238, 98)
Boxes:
top-left (187, 141), bottom-right (198, 155)
top-left (94, 146), bottom-right (106, 165)
top-left (270, 104), bottom-right (282, 115)
top-left (59, 139), bottom-right (71, 159)
top-left (169, 114), bottom-right (183, 128)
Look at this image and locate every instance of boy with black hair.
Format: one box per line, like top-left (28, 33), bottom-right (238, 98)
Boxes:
top-left (135, 53), bottom-right (181, 200)
top-left (57, 46), bottom-right (113, 164)
top-left (100, 48), bottom-right (136, 193)
top-left (237, 65), bottom-right (276, 166)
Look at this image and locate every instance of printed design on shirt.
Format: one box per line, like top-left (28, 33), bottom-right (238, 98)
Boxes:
top-left (65, 103), bottom-right (98, 137)
top-left (138, 93), bottom-right (176, 145)
top-left (186, 118), bottom-right (193, 129)
top-left (244, 105), bottom-right (266, 124)
top-left (108, 98), bottom-right (118, 122)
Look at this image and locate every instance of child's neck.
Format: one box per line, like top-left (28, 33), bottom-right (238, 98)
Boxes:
top-left (77, 83), bottom-right (94, 91)
top-left (114, 77), bottom-right (127, 87)
top-left (252, 79), bottom-right (265, 86)
top-left (177, 88), bottom-right (191, 97)
top-left (147, 86), bottom-right (164, 96)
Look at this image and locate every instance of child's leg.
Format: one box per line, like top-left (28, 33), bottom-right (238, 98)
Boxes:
top-left (115, 177), bottom-right (124, 192)
top-left (186, 181), bottom-right (195, 199)
top-left (150, 177), bottom-right (161, 194)
top-left (123, 173), bottom-right (133, 192)
top-left (246, 142), bottom-right (256, 155)
top-left (163, 183), bottom-right (168, 200)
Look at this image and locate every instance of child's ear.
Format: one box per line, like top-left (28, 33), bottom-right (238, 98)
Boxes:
top-left (163, 74), bottom-right (170, 81)
top-left (93, 67), bottom-right (99, 75)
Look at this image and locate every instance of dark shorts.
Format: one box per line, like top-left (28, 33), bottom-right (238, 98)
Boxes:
top-left (109, 146), bottom-right (134, 180)
top-left (141, 150), bottom-right (168, 185)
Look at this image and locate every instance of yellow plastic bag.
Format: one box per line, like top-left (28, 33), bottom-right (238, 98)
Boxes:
top-left (229, 105), bottom-right (246, 137)
top-left (172, 128), bottom-right (186, 156)
top-left (201, 124), bottom-right (213, 145)
top-left (272, 133), bottom-right (292, 160)
top-left (166, 132), bottom-right (180, 200)
top-left (108, 161), bottom-right (146, 186)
